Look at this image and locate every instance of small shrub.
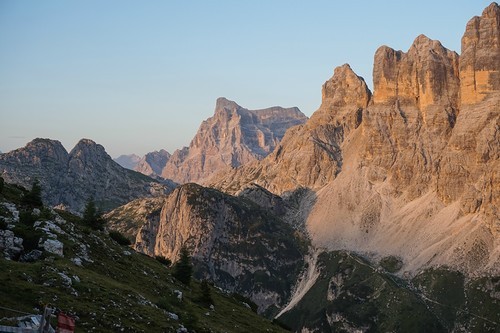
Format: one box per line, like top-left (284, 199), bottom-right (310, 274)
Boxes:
top-left (231, 293), bottom-right (258, 313)
top-left (380, 256), bottom-right (403, 273)
top-left (109, 231), bottom-right (132, 246)
top-left (19, 210), bottom-right (36, 227)
top-left (13, 224), bottom-right (43, 252)
top-left (156, 297), bottom-right (173, 312)
top-left (155, 256), bottom-right (172, 267)
top-left (39, 207), bottom-right (54, 220)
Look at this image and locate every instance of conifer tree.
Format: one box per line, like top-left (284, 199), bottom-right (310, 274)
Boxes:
top-left (21, 179), bottom-right (43, 208)
top-left (173, 245), bottom-right (193, 285)
top-left (83, 197), bottom-right (105, 230)
top-left (199, 279), bottom-right (213, 306)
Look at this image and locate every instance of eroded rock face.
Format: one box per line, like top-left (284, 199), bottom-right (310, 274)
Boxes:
top-left (161, 98), bottom-right (307, 184)
top-left (373, 35), bottom-right (460, 112)
top-left (460, 2), bottom-right (500, 105)
top-left (131, 183), bottom-right (304, 313)
top-left (0, 138), bottom-right (172, 212)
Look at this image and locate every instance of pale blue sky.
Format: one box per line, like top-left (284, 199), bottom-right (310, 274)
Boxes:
top-left (0, 1), bottom-right (493, 157)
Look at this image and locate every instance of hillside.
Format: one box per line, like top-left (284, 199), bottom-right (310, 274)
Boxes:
top-left (0, 180), bottom-right (288, 332)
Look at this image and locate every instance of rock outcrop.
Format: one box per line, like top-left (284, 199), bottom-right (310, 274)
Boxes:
top-left (134, 149), bottom-right (171, 177)
top-left (111, 183), bottom-right (305, 313)
top-left (210, 3), bottom-right (500, 276)
top-left (161, 98), bottom-right (307, 184)
top-left (0, 138), bottom-right (172, 212)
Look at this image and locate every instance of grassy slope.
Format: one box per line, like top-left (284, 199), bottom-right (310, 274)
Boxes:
top-left (0, 182), bottom-right (287, 333)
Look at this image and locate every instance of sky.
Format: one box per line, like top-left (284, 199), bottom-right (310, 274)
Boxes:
top-left (0, 1), bottom-right (494, 157)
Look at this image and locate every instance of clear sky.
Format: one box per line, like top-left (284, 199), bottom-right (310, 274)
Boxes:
top-left (0, 1), bottom-right (494, 157)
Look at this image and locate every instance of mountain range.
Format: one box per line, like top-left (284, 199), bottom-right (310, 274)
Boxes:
top-left (1, 3), bottom-right (499, 332)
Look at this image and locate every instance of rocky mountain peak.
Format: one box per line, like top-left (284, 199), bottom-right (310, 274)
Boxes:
top-left (372, 35), bottom-right (460, 111)
top-left (160, 98), bottom-right (307, 184)
top-left (460, 2), bottom-right (499, 105)
top-left (483, 1), bottom-right (500, 17)
top-left (134, 149), bottom-right (171, 177)
top-left (22, 138), bottom-right (69, 163)
top-left (70, 138), bottom-right (107, 156)
top-left (114, 154), bottom-right (141, 170)
top-left (214, 97), bottom-right (240, 113)
top-left (320, 63), bottom-right (371, 112)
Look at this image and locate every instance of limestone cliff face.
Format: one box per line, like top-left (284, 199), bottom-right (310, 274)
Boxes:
top-left (373, 35), bottom-right (460, 112)
top-left (128, 183), bottom-right (304, 313)
top-left (211, 3), bottom-right (499, 276)
top-left (134, 149), bottom-right (171, 177)
top-left (0, 138), bottom-right (172, 212)
top-left (161, 98), bottom-right (307, 184)
top-left (460, 2), bottom-right (500, 105)
top-left (437, 2), bottom-right (500, 219)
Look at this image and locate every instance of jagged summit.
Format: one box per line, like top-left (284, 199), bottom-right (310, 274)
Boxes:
top-left (482, 1), bottom-right (499, 17)
top-left (214, 96), bottom-right (240, 112)
top-left (320, 63), bottom-right (371, 111)
top-left (69, 138), bottom-right (109, 159)
top-left (460, 2), bottom-right (500, 105)
top-left (160, 98), bottom-right (307, 184)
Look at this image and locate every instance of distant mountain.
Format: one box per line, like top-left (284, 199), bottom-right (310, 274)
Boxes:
top-left (161, 97), bottom-right (308, 184)
top-left (0, 138), bottom-right (173, 212)
top-left (114, 154), bottom-right (141, 169)
top-left (134, 149), bottom-right (171, 177)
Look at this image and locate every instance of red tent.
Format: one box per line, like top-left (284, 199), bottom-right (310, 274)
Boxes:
top-left (57, 313), bottom-right (75, 333)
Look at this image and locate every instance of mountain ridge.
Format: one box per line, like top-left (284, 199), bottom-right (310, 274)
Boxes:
top-left (0, 138), bottom-right (172, 213)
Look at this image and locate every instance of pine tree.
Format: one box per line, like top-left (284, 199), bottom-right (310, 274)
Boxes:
top-left (83, 197), bottom-right (105, 230)
top-left (199, 279), bottom-right (213, 306)
top-left (173, 245), bottom-right (193, 285)
top-left (21, 179), bottom-right (43, 208)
